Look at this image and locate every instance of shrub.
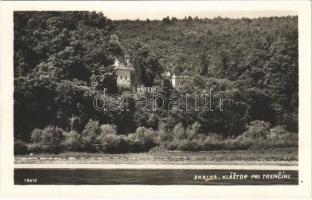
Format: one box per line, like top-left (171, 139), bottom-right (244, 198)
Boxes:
top-left (282, 133), bottom-right (298, 145)
top-left (241, 120), bottom-right (271, 139)
top-left (230, 123), bottom-right (298, 150)
top-left (100, 124), bottom-right (117, 135)
top-left (27, 143), bottom-right (43, 154)
top-left (229, 135), bottom-right (252, 150)
top-left (248, 138), bottom-right (269, 150)
top-left (81, 119), bottom-right (101, 152)
top-left (96, 124), bottom-right (129, 153)
top-left (167, 122), bottom-right (205, 151)
top-left (62, 130), bottom-right (81, 151)
top-left (267, 125), bottom-right (288, 140)
top-left (97, 133), bottom-right (129, 153)
top-left (14, 139), bottom-right (28, 155)
top-left (69, 116), bottom-right (84, 132)
top-left (185, 122), bottom-right (202, 140)
top-left (29, 126), bottom-right (64, 153)
top-left (274, 132), bottom-right (298, 147)
top-left (201, 133), bottom-right (223, 151)
top-left (30, 128), bottom-right (43, 143)
top-left (221, 138), bottom-right (243, 150)
top-left (172, 123), bottom-right (186, 140)
top-left (157, 122), bottom-right (172, 147)
top-left (128, 127), bottom-right (157, 152)
top-left (167, 139), bottom-right (179, 150)
top-left (135, 112), bottom-right (159, 130)
top-left (177, 139), bottom-right (199, 151)
top-left (41, 126), bottom-right (64, 146)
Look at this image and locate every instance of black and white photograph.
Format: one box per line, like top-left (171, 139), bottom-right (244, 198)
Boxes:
top-left (0, 0), bottom-right (311, 198)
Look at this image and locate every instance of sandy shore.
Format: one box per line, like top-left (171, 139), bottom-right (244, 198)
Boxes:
top-left (15, 148), bottom-right (298, 166)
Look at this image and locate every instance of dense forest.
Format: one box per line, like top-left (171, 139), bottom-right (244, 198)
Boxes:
top-left (14, 12), bottom-right (298, 154)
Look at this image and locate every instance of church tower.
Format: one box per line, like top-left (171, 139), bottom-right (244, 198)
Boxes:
top-left (114, 57), bottom-right (134, 88)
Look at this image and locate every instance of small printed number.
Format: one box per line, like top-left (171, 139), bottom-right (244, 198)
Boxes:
top-left (23, 178), bottom-right (38, 183)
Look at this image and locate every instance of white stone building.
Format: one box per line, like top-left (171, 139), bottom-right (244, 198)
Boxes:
top-left (171, 74), bottom-right (190, 88)
top-left (114, 58), bottom-right (134, 88)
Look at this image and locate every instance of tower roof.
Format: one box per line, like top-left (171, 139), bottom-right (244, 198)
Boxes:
top-left (115, 60), bottom-right (134, 71)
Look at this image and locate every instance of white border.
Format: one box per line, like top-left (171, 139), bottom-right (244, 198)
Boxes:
top-left (13, 164), bottom-right (298, 170)
top-left (0, 1), bottom-right (311, 198)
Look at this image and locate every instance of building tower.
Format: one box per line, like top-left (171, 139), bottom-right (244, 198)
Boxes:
top-left (114, 57), bottom-right (134, 88)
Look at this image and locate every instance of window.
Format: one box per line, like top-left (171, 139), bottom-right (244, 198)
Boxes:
top-left (120, 75), bottom-right (122, 80)
top-left (125, 76), bottom-right (127, 80)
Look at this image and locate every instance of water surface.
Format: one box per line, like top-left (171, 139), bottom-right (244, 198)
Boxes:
top-left (15, 168), bottom-right (298, 185)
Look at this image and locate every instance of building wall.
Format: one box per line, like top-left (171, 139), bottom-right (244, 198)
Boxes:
top-left (117, 69), bottom-right (131, 87)
top-left (172, 74), bottom-right (190, 88)
top-left (172, 75), bottom-right (177, 88)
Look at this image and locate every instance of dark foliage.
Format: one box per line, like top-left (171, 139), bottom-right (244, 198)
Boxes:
top-left (14, 12), bottom-right (298, 154)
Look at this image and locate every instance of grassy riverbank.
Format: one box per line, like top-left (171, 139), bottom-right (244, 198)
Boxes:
top-left (15, 147), bottom-right (297, 165)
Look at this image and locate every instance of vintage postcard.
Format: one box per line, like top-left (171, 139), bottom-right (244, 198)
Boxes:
top-left (0, 0), bottom-right (311, 198)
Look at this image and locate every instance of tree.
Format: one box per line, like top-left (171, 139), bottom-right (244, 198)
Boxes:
top-left (14, 77), bottom-right (57, 141)
top-left (62, 130), bottom-right (81, 151)
top-left (199, 51), bottom-right (210, 75)
top-left (128, 127), bottom-right (157, 152)
top-left (131, 47), bottom-right (163, 86)
top-left (172, 123), bottom-right (186, 140)
top-left (90, 65), bottom-right (117, 93)
top-left (14, 13), bottom-right (298, 152)
top-left (14, 11), bottom-right (121, 142)
top-left (241, 120), bottom-right (271, 139)
top-left (162, 16), bottom-right (171, 24)
top-left (81, 119), bottom-right (101, 152)
top-left (96, 124), bottom-right (128, 153)
top-left (30, 125), bottom-right (64, 153)
top-left (33, 46), bottom-right (91, 81)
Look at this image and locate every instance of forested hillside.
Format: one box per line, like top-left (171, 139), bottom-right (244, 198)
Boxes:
top-left (14, 12), bottom-right (298, 154)
top-left (115, 16), bottom-right (298, 128)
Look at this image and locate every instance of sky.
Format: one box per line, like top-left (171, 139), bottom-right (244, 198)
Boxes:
top-left (102, 10), bottom-right (297, 20)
